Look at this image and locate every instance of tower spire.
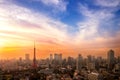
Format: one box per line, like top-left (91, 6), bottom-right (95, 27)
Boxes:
top-left (33, 41), bottom-right (37, 68)
top-left (34, 41), bottom-right (36, 59)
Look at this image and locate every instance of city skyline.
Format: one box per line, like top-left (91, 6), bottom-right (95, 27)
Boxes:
top-left (0, 48), bottom-right (119, 60)
top-left (0, 0), bottom-right (120, 59)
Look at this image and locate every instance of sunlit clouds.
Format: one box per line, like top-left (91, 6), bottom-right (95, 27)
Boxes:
top-left (0, 2), bottom-right (69, 45)
top-left (0, 0), bottom-right (120, 59)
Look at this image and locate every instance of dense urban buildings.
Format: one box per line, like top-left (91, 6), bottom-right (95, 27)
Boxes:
top-left (0, 49), bottom-right (120, 80)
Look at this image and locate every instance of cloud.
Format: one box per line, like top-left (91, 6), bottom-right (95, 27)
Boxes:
top-left (75, 2), bottom-right (120, 47)
top-left (94, 31), bottom-right (120, 48)
top-left (95, 0), bottom-right (120, 7)
top-left (76, 6), bottom-right (106, 40)
top-left (0, 0), bottom-right (120, 49)
top-left (38, 0), bottom-right (68, 12)
top-left (0, 0), bottom-right (70, 45)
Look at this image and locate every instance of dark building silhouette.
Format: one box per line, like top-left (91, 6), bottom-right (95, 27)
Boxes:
top-left (107, 49), bottom-right (115, 70)
top-left (33, 42), bottom-right (37, 68)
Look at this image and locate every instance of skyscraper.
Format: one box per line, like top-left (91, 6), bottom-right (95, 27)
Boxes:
top-left (50, 54), bottom-right (53, 64)
top-left (54, 53), bottom-right (62, 61)
top-left (25, 53), bottom-right (30, 61)
top-left (76, 54), bottom-right (83, 70)
top-left (107, 49), bottom-right (115, 70)
top-left (33, 42), bottom-right (37, 68)
top-left (54, 53), bottom-right (62, 65)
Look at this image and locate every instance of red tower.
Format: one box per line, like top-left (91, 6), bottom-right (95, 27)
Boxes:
top-left (33, 42), bottom-right (37, 68)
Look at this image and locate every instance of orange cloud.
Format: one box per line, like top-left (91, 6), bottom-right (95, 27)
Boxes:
top-left (0, 1), bottom-right (120, 60)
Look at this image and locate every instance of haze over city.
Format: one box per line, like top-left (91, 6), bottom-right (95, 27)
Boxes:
top-left (0, 0), bottom-right (120, 59)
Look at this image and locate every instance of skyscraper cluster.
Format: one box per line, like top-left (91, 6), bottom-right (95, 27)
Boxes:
top-left (0, 49), bottom-right (120, 80)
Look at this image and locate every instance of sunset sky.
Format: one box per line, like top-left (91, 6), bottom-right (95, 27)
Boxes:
top-left (0, 0), bottom-right (120, 59)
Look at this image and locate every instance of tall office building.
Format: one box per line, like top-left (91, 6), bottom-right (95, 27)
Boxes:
top-left (67, 56), bottom-right (75, 66)
top-left (18, 57), bottom-right (22, 65)
top-left (76, 54), bottom-right (83, 70)
top-left (54, 53), bottom-right (62, 65)
top-left (25, 53), bottom-right (30, 61)
top-left (87, 55), bottom-right (95, 63)
top-left (107, 49), bottom-right (115, 69)
top-left (87, 55), bottom-right (96, 70)
top-left (50, 54), bottom-right (53, 64)
top-left (54, 54), bottom-right (58, 61)
top-left (54, 53), bottom-right (62, 61)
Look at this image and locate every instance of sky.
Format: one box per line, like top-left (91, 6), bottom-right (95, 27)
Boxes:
top-left (0, 0), bottom-right (120, 59)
